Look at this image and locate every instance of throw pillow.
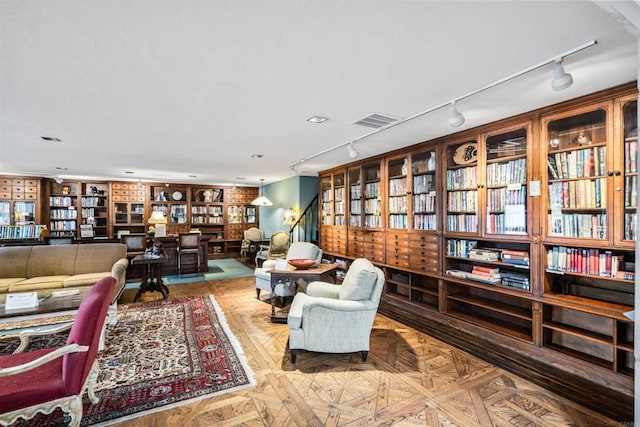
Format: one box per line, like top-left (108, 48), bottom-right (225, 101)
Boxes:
top-left (340, 268), bottom-right (378, 300)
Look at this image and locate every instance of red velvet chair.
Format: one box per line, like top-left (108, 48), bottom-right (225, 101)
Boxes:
top-left (0, 276), bottom-right (115, 427)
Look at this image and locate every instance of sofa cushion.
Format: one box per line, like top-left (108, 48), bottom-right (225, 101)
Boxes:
top-left (0, 247), bottom-right (32, 278)
top-left (0, 278), bottom-right (25, 293)
top-left (63, 272), bottom-right (111, 288)
top-left (74, 244), bottom-right (127, 275)
top-left (339, 266), bottom-right (378, 301)
top-left (26, 246), bottom-right (78, 278)
top-left (9, 276), bottom-right (70, 292)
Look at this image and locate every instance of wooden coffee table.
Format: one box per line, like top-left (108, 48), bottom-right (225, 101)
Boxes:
top-left (0, 289), bottom-right (89, 321)
top-left (0, 289), bottom-right (90, 336)
top-left (269, 262), bottom-right (338, 323)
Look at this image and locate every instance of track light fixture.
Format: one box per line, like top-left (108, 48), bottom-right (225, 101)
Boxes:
top-left (550, 59), bottom-right (573, 91)
top-left (449, 101), bottom-right (465, 127)
top-left (347, 142), bottom-right (359, 159)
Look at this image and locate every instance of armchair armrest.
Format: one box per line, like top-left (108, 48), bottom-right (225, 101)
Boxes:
top-left (0, 343), bottom-right (88, 376)
top-left (306, 281), bottom-right (341, 298)
top-left (111, 258), bottom-right (129, 303)
top-left (262, 259), bottom-right (277, 270)
top-left (14, 322), bottom-right (73, 354)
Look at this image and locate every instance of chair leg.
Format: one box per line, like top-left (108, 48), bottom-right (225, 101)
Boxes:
top-left (361, 351), bottom-right (368, 362)
top-left (256, 288), bottom-right (261, 299)
top-left (291, 349), bottom-right (297, 364)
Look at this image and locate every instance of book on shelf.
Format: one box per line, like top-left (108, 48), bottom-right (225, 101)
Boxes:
top-left (468, 248), bottom-right (500, 261)
top-left (472, 265), bottom-right (500, 274)
top-left (470, 266), bottom-right (501, 279)
top-left (501, 271), bottom-right (530, 290)
top-left (611, 255), bottom-right (625, 278)
top-left (445, 269), bottom-right (468, 279)
top-left (466, 273), bottom-right (502, 284)
top-left (547, 157), bottom-right (559, 179)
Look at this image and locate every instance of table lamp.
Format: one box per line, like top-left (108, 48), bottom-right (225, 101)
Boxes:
top-left (148, 210), bottom-right (167, 237)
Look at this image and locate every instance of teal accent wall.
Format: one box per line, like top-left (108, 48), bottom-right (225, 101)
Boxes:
top-left (259, 176), bottom-right (318, 239)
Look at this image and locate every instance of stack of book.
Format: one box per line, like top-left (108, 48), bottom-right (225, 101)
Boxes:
top-left (501, 271), bottom-right (530, 290)
top-left (469, 248), bottom-right (500, 261)
top-left (467, 266), bottom-right (501, 284)
top-left (501, 249), bottom-right (530, 267)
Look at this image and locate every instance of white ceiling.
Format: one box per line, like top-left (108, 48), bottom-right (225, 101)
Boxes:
top-left (1, 1), bottom-right (638, 187)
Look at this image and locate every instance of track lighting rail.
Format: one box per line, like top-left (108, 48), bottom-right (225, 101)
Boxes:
top-left (289, 40), bottom-right (597, 171)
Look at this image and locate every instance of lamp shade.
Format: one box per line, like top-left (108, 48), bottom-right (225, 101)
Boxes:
top-left (148, 210), bottom-right (167, 224)
top-left (251, 195), bottom-right (273, 206)
top-left (251, 179), bottom-right (273, 206)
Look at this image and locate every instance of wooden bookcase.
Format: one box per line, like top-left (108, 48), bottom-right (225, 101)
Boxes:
top-left (37, 180), bottom-right (258, 256)
top-left (318, 82), bottom-right (637, 419)
top-left (111, 181), bottom-right (147, 238)
top-left (0, 176), bottom-right (42, 241)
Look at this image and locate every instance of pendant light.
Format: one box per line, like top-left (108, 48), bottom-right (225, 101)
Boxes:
top-left (251, 179), bottom-right (273, 206)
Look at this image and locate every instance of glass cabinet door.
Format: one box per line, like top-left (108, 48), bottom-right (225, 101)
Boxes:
top-left (387, 156), bottom-right (408, 229)
top-left (0, 201), bottom-right (10, 225)
top-left (622, 99), bottom-right (637, 243)
top-left (244, 205), bottom-right (256, 223)
top-left (348, 167), bottom-right (362, 227)
top-left (485, 128), bottom-right (528, 235)
top-left (363, 163), bottom-right (381, 228)
top-left (227, 205), bottom-right (242, 224)
top-left (545, 109), bottom-right (608, 240)
top-left (411, 149), bottom-right (437, 231)
top-left (333, 172), bottom-right (345, 226)
top-left (320, 176), bottom-right (332, 225)
top-left (170, 204), bottom-right (187, 224)
top-left (131, 203), bottom-right (145, 224)
top-left (445, 140), bottom-right (478, 233)
top-left (13, 201), bottom-right (35, 224)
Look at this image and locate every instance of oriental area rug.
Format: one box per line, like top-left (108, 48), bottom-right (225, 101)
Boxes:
top-left (4, 295), bottom-right (255, 426)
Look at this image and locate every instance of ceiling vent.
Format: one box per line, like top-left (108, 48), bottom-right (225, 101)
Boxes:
top-left (354, 113), bottom-right (401, 129)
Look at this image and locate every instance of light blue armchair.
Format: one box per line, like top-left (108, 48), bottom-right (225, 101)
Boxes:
top-left (287, 258), bottom-right (385, 363)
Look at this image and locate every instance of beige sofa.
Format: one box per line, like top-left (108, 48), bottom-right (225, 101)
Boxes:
top-left (0, 243), bottom-right (129, 303)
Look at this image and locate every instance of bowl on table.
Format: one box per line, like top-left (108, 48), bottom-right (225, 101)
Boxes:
top-left (288, 258), bottom-right (317, 270)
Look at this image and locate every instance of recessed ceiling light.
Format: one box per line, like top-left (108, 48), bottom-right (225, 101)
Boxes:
top-left (125, 171), bottom-right (134, 174)
top-left (41, 136), bottom-right (62, 142)
top-left (236, 177), bottom-right (246, 180)
top-left (55, 166), bottom-right (68, 170)
top-left (251, 154), bottom-right (264, 159)
top-left (307, 116), bottom-right (328, 123)
top-left (188, 175), bottom-right (197, 178)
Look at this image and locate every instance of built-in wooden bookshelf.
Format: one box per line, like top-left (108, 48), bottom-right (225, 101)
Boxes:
top-left (0, 176), bottom-right (42, 241)
top-left (318, 82), bottom-right (637, 419)
top-left (34, 180), bottom-right (258, 256)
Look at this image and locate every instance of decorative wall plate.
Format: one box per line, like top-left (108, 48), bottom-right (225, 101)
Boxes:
top-left (453, 142), bottom-right (478, 165)
top-left (171, 191), bottom-right (183, 201)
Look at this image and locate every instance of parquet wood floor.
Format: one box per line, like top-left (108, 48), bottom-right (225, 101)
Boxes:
top-left (111, 273), bottom-right (624, 427)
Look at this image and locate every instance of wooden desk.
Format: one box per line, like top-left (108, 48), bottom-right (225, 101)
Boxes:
top-left (131, 254), bottom-right (169, 302)
top-left (269, 263), bottom-right (338, 323)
